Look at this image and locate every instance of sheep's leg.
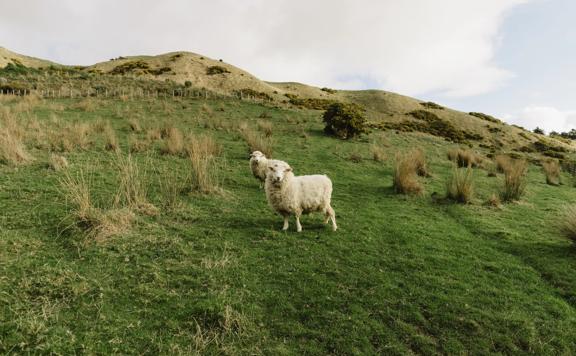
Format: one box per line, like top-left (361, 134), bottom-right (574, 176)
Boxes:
top-left (295, 213), bottom-right (303, 232)
top-left (282, 215), bottom-right (289, 231)
top-left (328, 206), bottom-right (337, 231)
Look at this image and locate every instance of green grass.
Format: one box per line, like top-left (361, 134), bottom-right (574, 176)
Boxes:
top-left (1, 97), bottom-right (575, 354)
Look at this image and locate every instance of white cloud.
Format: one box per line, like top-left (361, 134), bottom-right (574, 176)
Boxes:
top-left (504, 106), bottom-right (576, 133)
top-left (0, 0), bottom-right (528, 97)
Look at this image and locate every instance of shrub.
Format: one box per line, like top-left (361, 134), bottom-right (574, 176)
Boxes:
top-left (446, 166), bottom-right (474, 204)
top-left (469, 112), bottom-right (501, 124)
top-left (485, 193), bottom-right (501, 208)
top-left (393, 153), bottom-right (424, 195)
top-left (206, 66), bottom-right (230, 75)
top-left (184, 81), bottom-right (192, 88)
top-left (561, 206), bottom-right (576, 243)
top-left (129, 136), bottom-right (150, 153)
top-left (323, 102), bottom-right (368, 140)
top-left (420, 101), bottom-right (444, 110)
top-left (533, 127), bottom-right (545, 135)
top-left (542, 159), bottom-right (561, 186)
top-left (412, 149), bottom-right (430, 177)
top-left (128, 118), bottom-right (142, 132)
top-left (234, 89), bottom-right (273, 101)
top-left (408, 110), bottom-right (483, 143)
top-left (146, 128), bottom-right (162, 141)
top-left (321, 87), bottom-right (337, 94)
top-left (290, 97), bottom-right (337, 110)
top-left (499, 159), bottom-right (528, 202)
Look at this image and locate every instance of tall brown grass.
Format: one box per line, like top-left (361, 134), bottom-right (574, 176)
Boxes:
top-left (59, 170), bottom-right (134, 241)
top-left (104, 123), bottom-right (120, 152)
top-left (542, 159), bottom-right (561, 186)
top-left (187, 135), bottom-right (223, 194)
top-left (239, 127), bottom-right (273, 157)
top-left (0, 128), bottom-right (33, 165)
top-left (49, 154), bottom-right (69, 171)
top-left (446, 166), bottom-right (474, 203)
top-left (561, 206), bottom-right (576, 243)
top-left (128, 118), bottom-right (142, 132)
top-left (74, 98), bottom-right (95, 112)
top-left (113, 154), bottom-right (158, 216)
top-left (500, 159), bottom-right (528, 202)
top-left (448, 148), bottom-right (483, 168)
top-left (257, 120), bottom-right (273, 137)
top-left (393, 152), bottom-right (424, 195)
top-left (370, 144), bottom-right (386, 162)
top-left (412, 149), bottom-right (431, 177)
top-left (161, 127), bottom-right (185, 156)
top-left (495, 155), bottom-right (513, 173)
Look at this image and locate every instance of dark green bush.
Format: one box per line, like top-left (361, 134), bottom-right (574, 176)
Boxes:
top-left (206, 66), bottom-right (230, 75)
top-left (148, 67), bottom-right (172, 76)
top-left (321, 87), bottom-right (337, 94)
top-left (469, 112), bottom-right (501, 124)
top-left (233, 88), bottom-right (272, 101)
top-left (323, 103), bottom-right (369, 139)
top-left (184, 81), bottom-right (192, 88)
top-left (289, 97), bottom-right (337, 110)
top-left (533, 127), bottom-right (545, 135)
top-left (420, 102), bottom-right (444, 110)
top-left (109, 61), bottom-right (150, 75)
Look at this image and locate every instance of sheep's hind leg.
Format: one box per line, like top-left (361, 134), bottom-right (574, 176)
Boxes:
top-left (328, 206), bottom-right (337, 231)
top-left (282, 215), bottom-right (289, 231)
top-left (295, 213), bottom-right (303, 232)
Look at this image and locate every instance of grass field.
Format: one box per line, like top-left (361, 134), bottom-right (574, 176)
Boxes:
top-left (1, 95), bottom-right (576, 354)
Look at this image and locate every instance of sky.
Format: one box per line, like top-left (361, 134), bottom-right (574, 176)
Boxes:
top-left (0, 0), bottom-right (573, 133)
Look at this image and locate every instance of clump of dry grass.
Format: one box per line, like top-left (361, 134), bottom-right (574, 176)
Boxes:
top-left (161, 127), bottom-right (185, 156)
top-left (561, 206), bottom-right (576, 243)
top-left (74, 98), bottom-right (95, 112)
top-left (257, 120), bottom-right (273, 137)
top-left (499, 159), bottom-right (528, 202)
top-left (348, 152), bottom-right (362, 163)
top-left (187, 135), bottom-right (223, 194)
top-left (158, 167), bottom-right (186, 210)
top-left (59, 170), bottom-right (135, 241)
top-left (446, 166), bottom-right (474, 203)
top-left (239, 127), bottom-right (273, 157)
top-left (67, 122), bottom-right (92, 150)
top-left (542, 159), bottom-right (561, 186)
top-left (113, 154), bottom-right (158, 216)
top-left (104, 123), bottom-right (120, 152)
top-left (201, 103), bottom-right (213, 116)
top-left (393, 152), bottom-right (424, 195)
top-left (146, 127), bottom-right (162, 141)
top-left (129, 136), bottom-right (150, 153)
top-left (485, 193), bottom-right (501, 208)
top-left (128, 118), bottom-right (142, 132)
top-left (370, 144), bottom-right (386, 162)
top-left (448, 148), bottom-right (483, 168)
top-left (495, 155), bottom-right (513, 173)
top-left (0, 128), bottom-right (33, 165)
top-left (412, 149), bottom-right (431, 177)
top-left (49, 154), bottom-right (69, 171)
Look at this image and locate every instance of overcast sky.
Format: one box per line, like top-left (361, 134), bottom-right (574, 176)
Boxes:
top-left (0, 0), bottom-right (573, 132)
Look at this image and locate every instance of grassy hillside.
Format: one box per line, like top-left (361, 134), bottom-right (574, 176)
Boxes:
top-left (1, 94), bottom-right (576, 354)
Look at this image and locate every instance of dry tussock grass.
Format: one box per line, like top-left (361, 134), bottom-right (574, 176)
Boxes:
top-left (104, 123), bottom-right (120, 152)
top-left (495, 155), bottom-right (513, 173)
top-left (0, 128), bottom-right (33, 165)
top-left (128, 118), bottom-right (142, 132)
top-left (448, 148), bottom-right (483, 168)
top-left (74, 98), bottom-right (95, 112)
top-left (446, 166), bottom-right (474, 203)
top-left (113, 154), bottom-right (158, 216)
top-left (161, 127), bottom-right (185, 156)
top-left (187, 135), bottom-right (223, 194)
top-left (59, 170), bottom-right (135, 242)
top-left (370, 144), bottom-right (386, 162)
top-left (257, 120), bottom-right (273, 137)
top-left (500, 159), bottom-right (528, 202)
top-left (485, 193), bottom-right (501, 208)
top-left (561, 206), bottom-right (576, 243)
top-left (129, 136), bottom-right (150, 153)
top-left (146, 127), bottom-right (162, 141)
top-left (239, 127), bottom-right (273, 157)
top-left (412, 149), bottom-right (431, 177)
top-left (542, 159), bottom-right (561, 186)
top-left (49, 154), bottom-right (69, 171)
top-left (393, 152), bottom-right (424, 195)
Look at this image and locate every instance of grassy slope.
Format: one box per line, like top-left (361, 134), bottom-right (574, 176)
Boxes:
top-left (1, 97), bottom-right (575, 354)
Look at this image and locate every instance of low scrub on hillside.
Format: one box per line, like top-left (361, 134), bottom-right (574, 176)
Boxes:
top-left (447, 149), bottom-right (483, 168)
top-left (469, 112), bottom-right (501, 124)
top-left (206, 65), bottom-right (230, 75)
top-left (323, 102), bottom-right (369, 140)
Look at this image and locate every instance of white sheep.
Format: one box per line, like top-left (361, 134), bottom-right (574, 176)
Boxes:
top-left (249, 151), bottom-right (268, 188)
top-left (265, 160), bottom-right (337, 232)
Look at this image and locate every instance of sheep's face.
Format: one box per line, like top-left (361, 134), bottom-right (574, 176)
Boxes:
top-left (250, 151), bottom-right (265, 163)
top-left (267, 163), bottom-right (292, 185)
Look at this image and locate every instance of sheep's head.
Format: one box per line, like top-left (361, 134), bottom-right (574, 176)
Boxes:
top-left (250, 150), bottom-right (266, 163)
top-left (267, 161), bottom-right (292, 185)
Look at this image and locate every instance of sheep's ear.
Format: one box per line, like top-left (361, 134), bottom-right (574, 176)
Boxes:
top-left (285, 167), bottom-right (292, 172)
top-left (268, 166), bottom-right (274, 170)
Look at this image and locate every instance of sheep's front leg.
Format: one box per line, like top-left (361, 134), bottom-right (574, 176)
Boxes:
top-left (282, 215), bottom-right (289, 231)
top-left (295, 213), bottom-right (302, 232)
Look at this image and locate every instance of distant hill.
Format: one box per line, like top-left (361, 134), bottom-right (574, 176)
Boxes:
top-left (1, 47), bottom-right (574, 156)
